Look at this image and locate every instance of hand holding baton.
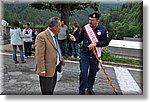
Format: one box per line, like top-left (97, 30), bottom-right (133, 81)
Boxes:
top-left (92, 48), bottom-right (118, 95)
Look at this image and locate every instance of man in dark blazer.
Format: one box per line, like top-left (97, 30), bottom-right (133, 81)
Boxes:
top-left (35, 17), bottom-right (65, 95)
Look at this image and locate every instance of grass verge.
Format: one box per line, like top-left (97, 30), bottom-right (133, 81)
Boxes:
top-left (101, 48), bottom-right (143, 66)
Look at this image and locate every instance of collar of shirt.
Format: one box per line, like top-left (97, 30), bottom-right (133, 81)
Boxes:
top-left (47, 28), bottom-right (56, 44)
top-left (47, 28), bottom-right (55, 37)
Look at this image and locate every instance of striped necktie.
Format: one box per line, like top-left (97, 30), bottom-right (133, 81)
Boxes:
top-left (54, 36), bottom-right (62, 61)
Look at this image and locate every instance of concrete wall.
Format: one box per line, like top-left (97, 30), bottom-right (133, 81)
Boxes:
top-left (106, 46), bottom-right (143, 58)
top-left (123, 37), bottom-right (142, 42)
top-left (107, 39), bottom-right (143, 58)
top-left (1, 26), bottom-right (10, 44)
top-left (3, 26), bottom-right (10, 40)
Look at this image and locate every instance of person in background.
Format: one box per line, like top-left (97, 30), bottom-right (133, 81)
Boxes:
top-left (10, 20), bottom-right (26, 64)
top-left (70, 22), bottom-right (80, 59)
top-left (58, 20), bottom-right (68, 58)
top-left (31, 29), bottom-right (38, 52)
top-left (34, 30), bottom-right (38, 36)
top-left (23, 23), bottom-right (32, 58)
top-left (35, 17), bottom-right (65, 95)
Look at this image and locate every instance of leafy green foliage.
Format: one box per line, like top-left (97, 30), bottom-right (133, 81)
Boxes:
top-left (3, 4), bottom-right (59, 26)
top-left (101, 48), bottom-right (111, 60)
top-left (103, 2), bottom-right (143, 40)
top-left (29, 3), bottom-right (100, 26)
top-left (3, 3), bottom-right (117, 27)
top-left (3, 2), bottom-right (143, 40)
top-left (29, 3), bottom-right (99, 16)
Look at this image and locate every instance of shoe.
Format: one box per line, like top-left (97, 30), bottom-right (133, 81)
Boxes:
top-left (71, 55), bottom-right (74, 58)
top-left (24, 56), bottom-right (28, 59)
top-left (21, 61), bottom-right (26, 63)
top-left (87, 89), bottom-right (95, 95)
top-left (15, 61), bottom-right (19, 64)
top-left (78, 92), bottom-right (85, 95)
top-left (28, 56), bottom-right (32, 58)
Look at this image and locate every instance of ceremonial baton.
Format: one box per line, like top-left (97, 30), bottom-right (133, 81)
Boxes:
top-left (92, 49), bottom-right (118, 95)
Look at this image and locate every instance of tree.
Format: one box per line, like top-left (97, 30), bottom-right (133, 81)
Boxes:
top-left (29, 3), bottom-right (99, 26)
top-left (106, 1), bottom-right (143, 39)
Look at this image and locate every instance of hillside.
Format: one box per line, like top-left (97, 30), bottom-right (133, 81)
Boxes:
top-left (3, 3), bottom-right (119, 26)
top-left (3, 2), bottom-right (142, 39)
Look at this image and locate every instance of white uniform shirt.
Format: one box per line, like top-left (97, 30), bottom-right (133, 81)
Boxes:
top-left (23, 28), bottom-right (32, 42)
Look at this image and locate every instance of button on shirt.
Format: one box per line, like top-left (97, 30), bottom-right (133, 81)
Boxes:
top-left (48, 29), bottom-right (60, 66)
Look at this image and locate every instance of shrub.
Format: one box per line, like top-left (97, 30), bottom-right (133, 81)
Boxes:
top-left (101, 48), bottom-right (112, 61)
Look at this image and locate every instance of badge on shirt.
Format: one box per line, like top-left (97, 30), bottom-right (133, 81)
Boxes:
top-left (97, 30), bottom-right (101, 35)
top-left (106, 31), bottom-right (109, 37)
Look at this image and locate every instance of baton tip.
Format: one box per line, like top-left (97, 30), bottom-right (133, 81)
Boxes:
top-left (113, 91), bottom-right (118, 95)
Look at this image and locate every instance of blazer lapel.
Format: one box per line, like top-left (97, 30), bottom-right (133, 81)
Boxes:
top-left (45, 29), bottom-right (57, 50)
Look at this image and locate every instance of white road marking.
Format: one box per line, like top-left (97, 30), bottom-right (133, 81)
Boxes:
top-left (0, 52), bottom-right (13, 56)
top-left (104, 64), bottom-right (142, 72)
top-left (0, 52), bottom-right (143, 94)
top-left (0, 52), bottom-right (34, 57)
top-left (114, 67), bottom-right (142, 95)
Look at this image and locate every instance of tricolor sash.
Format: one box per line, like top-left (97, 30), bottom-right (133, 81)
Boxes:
top-left (84, 24), bottom-right (102, 57)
